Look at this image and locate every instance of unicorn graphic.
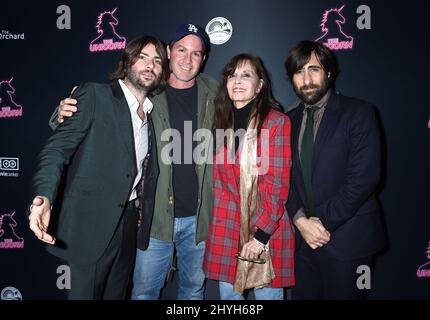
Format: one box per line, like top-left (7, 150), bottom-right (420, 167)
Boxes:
top-left (0, 212), bottom-right (24, 249)
top-left (89, 8), bottom-right (126, 52)
top-left (315, 5), bottom-right (354, 50)
top-left (0, 78), bottom-right (23, 119)
top-left (416, 241), bottom-right (430, 278)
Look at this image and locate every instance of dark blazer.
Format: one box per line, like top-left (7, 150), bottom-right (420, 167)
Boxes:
top-left (32, 81), bottom-right (142, 264)
top-left (286, 93), bottom-right (387, 260)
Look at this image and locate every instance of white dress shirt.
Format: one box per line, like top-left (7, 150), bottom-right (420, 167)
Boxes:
top-left (118, 79), bottom-right (153, 201)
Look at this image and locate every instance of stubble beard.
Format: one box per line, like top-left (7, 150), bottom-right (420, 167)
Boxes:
top-left (294, 77), bottom-right (330, 105)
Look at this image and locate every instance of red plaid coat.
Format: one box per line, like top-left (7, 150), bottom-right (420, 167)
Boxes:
top-left (203, 109), bottom-right (295, 288)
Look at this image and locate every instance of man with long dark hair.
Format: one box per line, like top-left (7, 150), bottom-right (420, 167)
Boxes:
top-left (285, 40), bottom-right (387, 299)
top-left (29, 36), bottom-right (169, 299)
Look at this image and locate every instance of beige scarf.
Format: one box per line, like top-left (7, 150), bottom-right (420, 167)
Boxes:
top-left (233, 117), bottom-right (276, 294)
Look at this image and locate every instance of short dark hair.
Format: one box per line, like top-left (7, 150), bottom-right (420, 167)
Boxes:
top-left (284, 40), bottom-right (339, 88)
top-left (110, 36), bottom-right (169, 95)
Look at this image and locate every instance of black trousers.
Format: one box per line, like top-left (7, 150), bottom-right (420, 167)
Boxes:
top-left (66, 204), bottom-right (138, 300)
top-left (292, 240), bottom-right (373, 300)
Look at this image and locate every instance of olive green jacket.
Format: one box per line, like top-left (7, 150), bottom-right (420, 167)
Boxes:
top-left (149, 73), bottom-right (218, 244)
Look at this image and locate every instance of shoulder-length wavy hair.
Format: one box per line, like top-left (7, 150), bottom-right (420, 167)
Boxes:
top-left (110, 36), bottom-right (169, 96)
top-left (213, 53), bottom-right (279, 136)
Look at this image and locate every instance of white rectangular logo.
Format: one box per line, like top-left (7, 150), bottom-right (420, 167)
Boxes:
top-left (0, 158), bottom-right (19, 171)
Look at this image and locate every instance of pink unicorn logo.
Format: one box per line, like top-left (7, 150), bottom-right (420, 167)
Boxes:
top-left (0, 78), bottom-right (23, 119)
top-left (0, 212), bottom-right (24, 249)
top-left (416, 241), bottom-right (430, 278)
top-left (89, 8), bottom-right (126, 52)
top-left (315, 5), bottom-right (354, 50)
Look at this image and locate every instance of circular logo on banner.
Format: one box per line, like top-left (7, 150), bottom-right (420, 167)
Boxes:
top-left (205, 17), bottom-right (232, 45)
top-left (1, 286), bottom-right (22, 300)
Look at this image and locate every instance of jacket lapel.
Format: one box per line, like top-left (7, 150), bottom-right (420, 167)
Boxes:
top-left (196, 76), bottom-right (215, 176)
top-left (150, 92), bottom-right (171, 157)
top-left (110, 81), bottom-right (136, 167)
top-left (146, 114), bottom-right (159, 180)
top-left (312, 93), bottom-right (341, 171)
top-left (196, 77), bottom-right (213, 131)
top-left (151, 91), bottom-right (170, 125)
top-left (290, 104), bottom-right (308, 207)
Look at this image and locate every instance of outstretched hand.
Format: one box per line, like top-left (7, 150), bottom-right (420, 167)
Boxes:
top-left (28, 196), bottom-right (56, 244)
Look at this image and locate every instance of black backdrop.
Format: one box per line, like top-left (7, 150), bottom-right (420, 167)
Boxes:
top-left (0, 0), bottom-right (429, 300)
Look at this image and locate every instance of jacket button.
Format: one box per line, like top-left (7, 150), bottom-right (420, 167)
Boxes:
top-left (118, 204), bottom-right (124, 209)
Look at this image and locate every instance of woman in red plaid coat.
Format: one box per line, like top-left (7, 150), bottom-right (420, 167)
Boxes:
top-left (203, 54), bottom-right (295, 300)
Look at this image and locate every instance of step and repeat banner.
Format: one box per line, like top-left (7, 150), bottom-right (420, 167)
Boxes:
top-left (1, 0), bottom-right (429, 299)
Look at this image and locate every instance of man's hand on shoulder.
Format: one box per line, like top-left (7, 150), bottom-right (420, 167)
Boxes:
top-left (57, 85), bottom-right (79, 123)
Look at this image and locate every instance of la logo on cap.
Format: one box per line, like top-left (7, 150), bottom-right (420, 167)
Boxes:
top-left (188, 24), bottom-right (198, 33)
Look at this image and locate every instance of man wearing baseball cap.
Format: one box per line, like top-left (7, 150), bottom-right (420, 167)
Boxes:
top-left (51, 23), bottom-right (218, 300)
top-left (170, 23), bottom-right (209, 51)
top-left (131, 23), bottom-right (218, 300)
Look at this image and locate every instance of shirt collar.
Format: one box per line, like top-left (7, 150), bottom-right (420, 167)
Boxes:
top-left (118, 79), bottom-right (154, 115)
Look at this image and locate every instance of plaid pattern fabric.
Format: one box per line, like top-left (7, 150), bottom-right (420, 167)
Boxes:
top-left (203, 110), bottom-right (295, 288)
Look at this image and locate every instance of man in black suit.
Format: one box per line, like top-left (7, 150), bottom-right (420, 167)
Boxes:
top-left (285, 40), bottom-right (387, 299)
top-left (28, 36), bottom-right (169, 299)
